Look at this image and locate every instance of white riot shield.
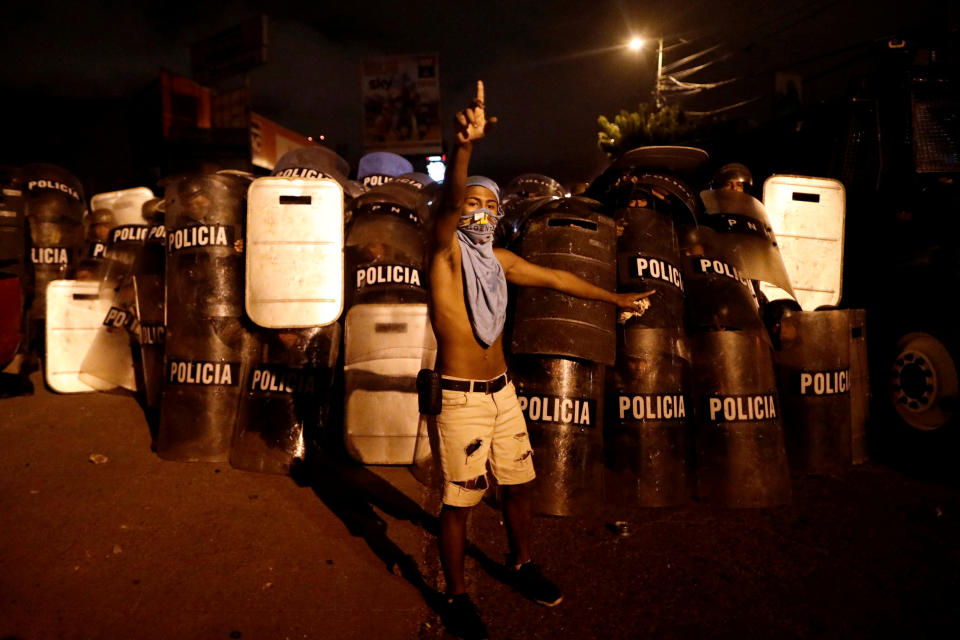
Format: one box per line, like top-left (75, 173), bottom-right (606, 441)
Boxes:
top-left (760, 176), bottom-right (845, 310)
top-left (89, 187), bottom-right (154, 227)
top-left (245, 177), bottom-right (344, 328)
top-left (78, 285), bottom-right (138, 392)
top-left (343, 303), bottom-right (437, 464)
top-left (44, 280), bottom-right (116, 393)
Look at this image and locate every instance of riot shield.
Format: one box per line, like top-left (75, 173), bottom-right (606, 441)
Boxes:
top-left (497, 174), bottom-right (566, 247)
top-left (511, 355), bottom-right (606, 516)
top-left (77, 288), bottom-right (138, 391)
top-left (698, 189), bottom-right (794, 295)
top-left (22, 164), bottom-right (85, 321)
top-left (343, 304), bottom-right (437, 464)
top-left (131, 198), bottom-right (166, 410)
top-left (774, 309), bottom-right (852, 474)
top-left (89, 187), bottom-right (155, 293)
top-left (76, 189), bottom-right (155, 392)
top-left (586, 146), bottom-right (708, 204)
top-left (606, 348), bottom-right (692, 506)
top-left (495, 195), bottom-right (556, 249)
top-left (89, 187), bottom-right (154, 226)
top-left (690, 330), bottom-right (791, 507)
top-left (760, 176), bottom-right (846, 309)
top-left (345, 182), bottom-right (431, 308)
top-left (44, 280), bottom-right (116, 393)
top-left (847, 309), bottom-right (869, 464)
top-left (245, 177), bottom-right (344, 328)
top-left (616, 192), bottom-right (688, 338)
top-left (511, 197), bottom-right (618, 365)
top-left (272, 145), bottom-right (363, 201)
top-left (231, 324), bottom-right (341, 474)
top-left (77, 208), bottom-right (114, 281)
top-left (159, 172), bottom-right (257, 462)
top-left (679, 225), bottom-right (765, 333)
top-left (607, 191), bottom-right (693, 505)
top-left (357, 151), bottom-right (414, 189)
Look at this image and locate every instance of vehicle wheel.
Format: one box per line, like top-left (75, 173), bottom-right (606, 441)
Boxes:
top-left (871, 322), bottom-right (960, 482)
top-left (889, 331), bottom-right (958, 432)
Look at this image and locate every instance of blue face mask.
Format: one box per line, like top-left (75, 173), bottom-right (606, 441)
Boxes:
top-left (458, 207), bottom-right (499, 244)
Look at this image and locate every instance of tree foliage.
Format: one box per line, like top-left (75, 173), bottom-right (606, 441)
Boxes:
top-left (597, 104), bottom-right (701, 159)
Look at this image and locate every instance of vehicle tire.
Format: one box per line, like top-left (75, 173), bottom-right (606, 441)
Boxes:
top-left (871, 319), bottom-right (959, 482)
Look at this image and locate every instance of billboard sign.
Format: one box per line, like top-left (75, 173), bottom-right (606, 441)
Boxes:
top-left (361, 54), bottom-right (442, 155)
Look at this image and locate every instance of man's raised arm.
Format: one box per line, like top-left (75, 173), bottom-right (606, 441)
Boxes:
top-left (433, 80), bottom-right (497, 251)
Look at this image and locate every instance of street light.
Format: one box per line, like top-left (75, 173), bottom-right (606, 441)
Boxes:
top-left (627, 35), bottom-right (664, 110)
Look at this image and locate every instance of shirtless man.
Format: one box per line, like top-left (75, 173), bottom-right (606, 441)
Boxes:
top-left (429, 81), bottom-right (652, 639)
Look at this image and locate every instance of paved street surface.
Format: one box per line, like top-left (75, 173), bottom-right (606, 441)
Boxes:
top-left (2, 373), bottom-right (958, 640)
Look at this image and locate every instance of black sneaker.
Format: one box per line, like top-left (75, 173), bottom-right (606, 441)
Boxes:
top-left (443, 593), bottom-right (489, 640)
top-left (511, 561), bottom-right (563, 607)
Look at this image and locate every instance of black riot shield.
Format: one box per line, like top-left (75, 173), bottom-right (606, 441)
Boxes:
top-left (606, 181), bottom-right (695, 506)
top-left (495, 195), bottom-right (555, 249)
top-left (679, 225), bottom-right (765, 333)
top-left (586, 146), bottom-right (709, 205)
top-left (511, 355), bottom-right (606, 516)
top-left (231, 325), bottom-right (340, 474)
top-left (616, 185), bottom-right (689, 337)
top-left (698, 189), bottom-right (794, 295)
top-left (496, 174), bottom-right (566, 248)
top-left (77, 208), bottom-right (114, 281)
top-left (511, 197), bottom-right (617, 365)
top-left (21, 164), bottom-right (85, 321)
top-left (774, 309), bottom-right (853, 474)
top-left (691, 330), bottom-right (791, 507)
top-left (606, 348), bottom-right (692, 506)
top-left (132, 198), bottom-right (166, 411)
top-left (159, 172), bottom-right (257, 462)
top-left (345, 182), bottom-right (431, 307)
top-left (848, 309), bottom-right (869, 464)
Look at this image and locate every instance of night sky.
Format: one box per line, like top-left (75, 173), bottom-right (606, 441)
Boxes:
top-left (1, 0), bottom-right (953, 186)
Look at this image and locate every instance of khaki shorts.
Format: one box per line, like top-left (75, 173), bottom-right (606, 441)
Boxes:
top-left (436, 377), bottom-right (536, 507)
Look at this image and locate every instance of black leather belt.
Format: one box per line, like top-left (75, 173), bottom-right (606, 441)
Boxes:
top-left (441, 374), bottom-right (508, 394)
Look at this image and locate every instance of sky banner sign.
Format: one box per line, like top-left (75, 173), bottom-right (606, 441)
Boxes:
top-left (361, 54), bottom-right (442, 155)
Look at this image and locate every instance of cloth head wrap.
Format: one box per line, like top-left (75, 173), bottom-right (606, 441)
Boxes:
top-left (457, 175), bottom-right (507, 347)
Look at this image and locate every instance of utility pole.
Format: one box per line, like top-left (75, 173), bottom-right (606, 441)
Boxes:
top-left (654, 36), bottom-right (664, 110)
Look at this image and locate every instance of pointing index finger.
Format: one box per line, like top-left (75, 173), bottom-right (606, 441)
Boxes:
top-left (475, 80), bottom-right (485, 107)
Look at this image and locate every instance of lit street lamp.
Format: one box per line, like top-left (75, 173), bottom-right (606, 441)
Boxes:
top-left (627, 36), bottom-right (665, 109)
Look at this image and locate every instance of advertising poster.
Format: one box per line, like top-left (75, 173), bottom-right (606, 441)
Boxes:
top-left (361, 54), bottom-right (442, 155)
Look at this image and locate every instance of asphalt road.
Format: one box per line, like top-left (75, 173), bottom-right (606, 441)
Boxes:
top-left (2, 373), bottom-right (958, 640)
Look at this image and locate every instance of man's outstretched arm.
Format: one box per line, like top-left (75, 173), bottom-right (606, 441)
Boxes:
top-left (495, 247), bottom-right (653, 308)
top-left (433, 81), bottom-right (497, 252)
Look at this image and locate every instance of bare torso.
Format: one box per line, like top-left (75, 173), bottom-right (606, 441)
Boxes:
top-left (428, 240), bottom-right (508, 380)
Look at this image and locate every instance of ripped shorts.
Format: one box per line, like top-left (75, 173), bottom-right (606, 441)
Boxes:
top-left (436, 376), bottom-right (536, 507)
